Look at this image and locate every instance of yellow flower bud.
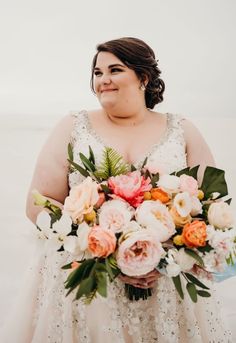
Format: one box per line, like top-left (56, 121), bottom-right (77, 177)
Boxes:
top-left (84, 210), bottom-right (96, 223)
top-left (197, 190), bottom-right (204, 200)
top-left (173, 235), bottom-right (184, 246)
top-left (32, 189), bottom-right (48, 206)
top-left (143, 191), bottom-right (152, 200)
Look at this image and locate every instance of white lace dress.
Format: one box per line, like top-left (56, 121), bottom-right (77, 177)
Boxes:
top-left (0, 110), bottom-right (232, 343)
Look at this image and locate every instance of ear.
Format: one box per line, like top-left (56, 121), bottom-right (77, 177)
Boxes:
top-left (141, 73), bottom-right (149, 87)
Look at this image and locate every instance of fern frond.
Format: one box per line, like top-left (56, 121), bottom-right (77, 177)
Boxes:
top-left (94, 147), bottom-right (130, 179)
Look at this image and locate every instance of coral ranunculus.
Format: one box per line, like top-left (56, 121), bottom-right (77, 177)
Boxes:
top-left (151, 188), bottom-right (170, 203)
top-left (88, 226), bottom-right (116, 258)
top-left (182, 220), bottom-right (207, 248)
top-left (108, 171), bottom-right (151, 207)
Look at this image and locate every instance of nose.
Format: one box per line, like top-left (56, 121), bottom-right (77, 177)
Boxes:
top-left (100, 73), bottom-right (111, 84)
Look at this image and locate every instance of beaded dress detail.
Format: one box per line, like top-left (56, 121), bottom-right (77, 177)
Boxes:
top-left (0, 110), bottom-right (232, 343)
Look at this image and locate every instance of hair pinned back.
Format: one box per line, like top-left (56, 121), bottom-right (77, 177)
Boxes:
top-left (91, 37), bottom-right (165, 109)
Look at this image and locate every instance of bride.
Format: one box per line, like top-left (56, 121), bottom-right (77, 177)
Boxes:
top-left (0, 37), bottom-right (232, 342)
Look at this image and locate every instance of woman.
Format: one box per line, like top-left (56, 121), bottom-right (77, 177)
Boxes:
top-left (1, 37), bottom-right (232, 342)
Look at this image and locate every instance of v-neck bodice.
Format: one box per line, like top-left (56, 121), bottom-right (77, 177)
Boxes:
top-left (69, 109), bottom-right (187, 188)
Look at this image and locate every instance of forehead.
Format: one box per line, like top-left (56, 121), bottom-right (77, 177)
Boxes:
top-left (95, 51), bottom-right (124, 68)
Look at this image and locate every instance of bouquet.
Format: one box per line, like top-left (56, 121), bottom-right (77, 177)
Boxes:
top-left (34, 144), bottom-right (236, 304)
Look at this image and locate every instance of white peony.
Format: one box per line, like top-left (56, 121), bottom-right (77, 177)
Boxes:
top-left (157, 174), bottom-right (180, 194)
top-left (99, 199), bottom-right (134, 233)
top-left (190, 196), bottom-right (203, 216)
top-left (208, 202), bottom-right (234, 229)
top-left (173, 192), bottom-right (192, 217)
top-left (136, 200), bottom-right (176, 242)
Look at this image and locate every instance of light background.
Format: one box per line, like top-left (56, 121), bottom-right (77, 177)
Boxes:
top-left (0, 0), bottom-right (236, 338)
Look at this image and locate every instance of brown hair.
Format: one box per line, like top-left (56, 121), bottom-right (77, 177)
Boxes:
top-left (91, 37), bottom-right (165, 109)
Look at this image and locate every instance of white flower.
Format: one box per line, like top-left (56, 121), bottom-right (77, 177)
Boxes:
top-left (157, 174), bottom-right (180, 194)
top-left (173, 192), bottom-right (192, 217)
top-left (136, 200), bottom-right (176, 242)
top-left (48, 213), bottom-right (73, 251)
top-left (206, 225), bottom-right (235, 257)
top-left (176, 248), bottom-right (196, 271)
top-left (165, 250), bottom-right (181, 277)
top-left (208, 202), bottom-right (234, 229)
top-left (99, 199), bottom-right (134, 233)
top-left (190, 196), bottom-right (203, 216)
top-left (36, 211), bottom-right (52, 239)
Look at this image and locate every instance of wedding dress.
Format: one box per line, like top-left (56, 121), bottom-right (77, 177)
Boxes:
top-left (0, 110), bottom-right (232, 343)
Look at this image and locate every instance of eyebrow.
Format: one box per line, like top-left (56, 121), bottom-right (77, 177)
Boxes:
top-left (94, 63), bottom-right (126, 70)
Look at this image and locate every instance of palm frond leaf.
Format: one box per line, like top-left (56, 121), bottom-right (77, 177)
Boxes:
top-left (94, 147), bottom-right (130, 179)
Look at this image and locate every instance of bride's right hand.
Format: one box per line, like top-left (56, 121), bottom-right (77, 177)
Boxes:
top-left (118, 269), bottom-right (161, 289)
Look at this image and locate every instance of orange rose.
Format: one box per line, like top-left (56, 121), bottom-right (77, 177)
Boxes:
top-left (181, 220), bottom-right (207, 248)
top-left (169, 206), bottom-right (191, 228)
top-left (151, 188), bottom-right (170, 203)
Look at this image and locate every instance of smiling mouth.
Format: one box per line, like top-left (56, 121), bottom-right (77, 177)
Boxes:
top-left (101, 89), bottom-right (117, 93)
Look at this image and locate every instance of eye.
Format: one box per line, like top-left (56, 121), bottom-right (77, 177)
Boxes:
top-left (94, 70), bottom-right (102, 76)
top-left (111, 68), bottom-right (123, 73)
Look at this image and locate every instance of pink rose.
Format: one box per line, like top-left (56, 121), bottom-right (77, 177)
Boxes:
top-left (88, 225), bottom-right (116, 258)
top-left (108, 171), bottom-right (151, 207)
top-left (179, 174), bottom-right (198, 196)
top-left (116, 229), bottom-right (165, 276)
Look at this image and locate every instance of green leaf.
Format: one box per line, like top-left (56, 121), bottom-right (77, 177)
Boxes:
top-left (65, 259), bottom-right (95, 289)
top-left (151, 174), bottom-right (159, 187)
top-left (131, 164), bottom-right (137, 172)
top-left (100, 184), bottom-right (111, 195)
top-left (62, 262), bottom-right (74, 270)
top-left (188, 165), bottom-right (200, 180)
top-left (89, 145), bottom-right (95, 164)
top-left (225, 198), bottom-right (232, 205)
top-left (95, 147), bottom-right (130, 179)
top-left (172, 275), bottom-right (184, 299)
top-left (96, 271), bottom-right (107, 297)
top-left (67, 143), bottom-right (74, 161)
top-left (186, 282), bottom-right (197, 302)
top-left (79, 153), bottom-right (96, 172)
top-left (141, 156), bottom-right (148, 169)
top-left (197, 290), bottom-right (211, 297)
top-left (184, 273), bottom-right (209, 290)
top-left (184, 248), bottom-right (204, 267)
top-left (201, 166), bottom-right (228, 199)
top-left (176, 167), bottom-right (190, 177)
top-left (105, 258), bottom-right (119, 281)
top-left (67, 159), bottom-right (90, 177)
top-left (75, 276), bottom-right (96, 300)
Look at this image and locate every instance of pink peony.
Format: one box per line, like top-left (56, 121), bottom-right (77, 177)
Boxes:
top-left (88, 225), bottom-right (116, 258)
top-left (108, 171), bottom-right (151, 207)
top-left (116, 229), bottom-right (165, 276)
top-left (179, 174), bottom-right (198, 196)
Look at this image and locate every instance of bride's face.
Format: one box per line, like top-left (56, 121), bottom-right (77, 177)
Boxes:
top-left (93, 51), bottom-right (143, 109)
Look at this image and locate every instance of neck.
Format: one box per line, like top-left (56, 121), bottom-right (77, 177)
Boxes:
top-left (103, 106), bottom-right (151, 127)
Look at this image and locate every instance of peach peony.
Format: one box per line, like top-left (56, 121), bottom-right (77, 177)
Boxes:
top-left (182, 220), bottom-right (207, 248)
top-left (88, 225), bottom-right (116, 258)
top-left (64, 177), bottom-right (99, 224)
top-left (116, 229), bottom-right (165, 276)
top-left (108, 171), bottom-right (151, 207)
top-left (169, 206), bottom-right (192, 228)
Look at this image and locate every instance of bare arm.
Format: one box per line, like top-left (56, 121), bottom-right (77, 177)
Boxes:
top-left (26, 115), bottom-right (75, 223)
top-left (182, 118), bottom-right (216, 184)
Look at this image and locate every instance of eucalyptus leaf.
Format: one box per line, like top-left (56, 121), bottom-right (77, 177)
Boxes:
top-left (184, 248), bottom-right (204, 267)
top-left (184, 273), bottom-right (209, 290)
top-left (96, 271), bottom-right (107, 297)
top-left (197, 290), bottom-right (211, 297)
top-left (67, 159), bottom-right (90, 177)
top-left (186, 282), bottom-right (197, 303)
top-left (89, 145), bottom-right (95, 164)
top-left (79, 153), bottom-right (96, 172)
top-left (67, 143), bottom-right (74, 161)
top-left (172, 275), bottom-right (184, 299)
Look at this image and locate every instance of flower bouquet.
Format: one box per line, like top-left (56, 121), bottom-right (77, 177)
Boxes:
top-left (34, 144), bottom-right (236, 303)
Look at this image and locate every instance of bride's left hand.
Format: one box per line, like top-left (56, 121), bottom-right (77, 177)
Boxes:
top-left (118, 269), bottom-right (161, 289)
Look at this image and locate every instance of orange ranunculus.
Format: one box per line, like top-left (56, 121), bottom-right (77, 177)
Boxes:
top-left (151, 188), bottom-right (170, 203)
top-left (169, 206), bottom-right (192, 228)
top-left (181, 220), bottom-right (207, 248)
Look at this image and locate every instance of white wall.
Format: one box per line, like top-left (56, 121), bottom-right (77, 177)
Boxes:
top-left (0, 0), bottom-right (235, 118)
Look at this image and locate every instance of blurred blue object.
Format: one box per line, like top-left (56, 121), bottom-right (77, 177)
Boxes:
top-left (214, 263), bottom-right (236, 282)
